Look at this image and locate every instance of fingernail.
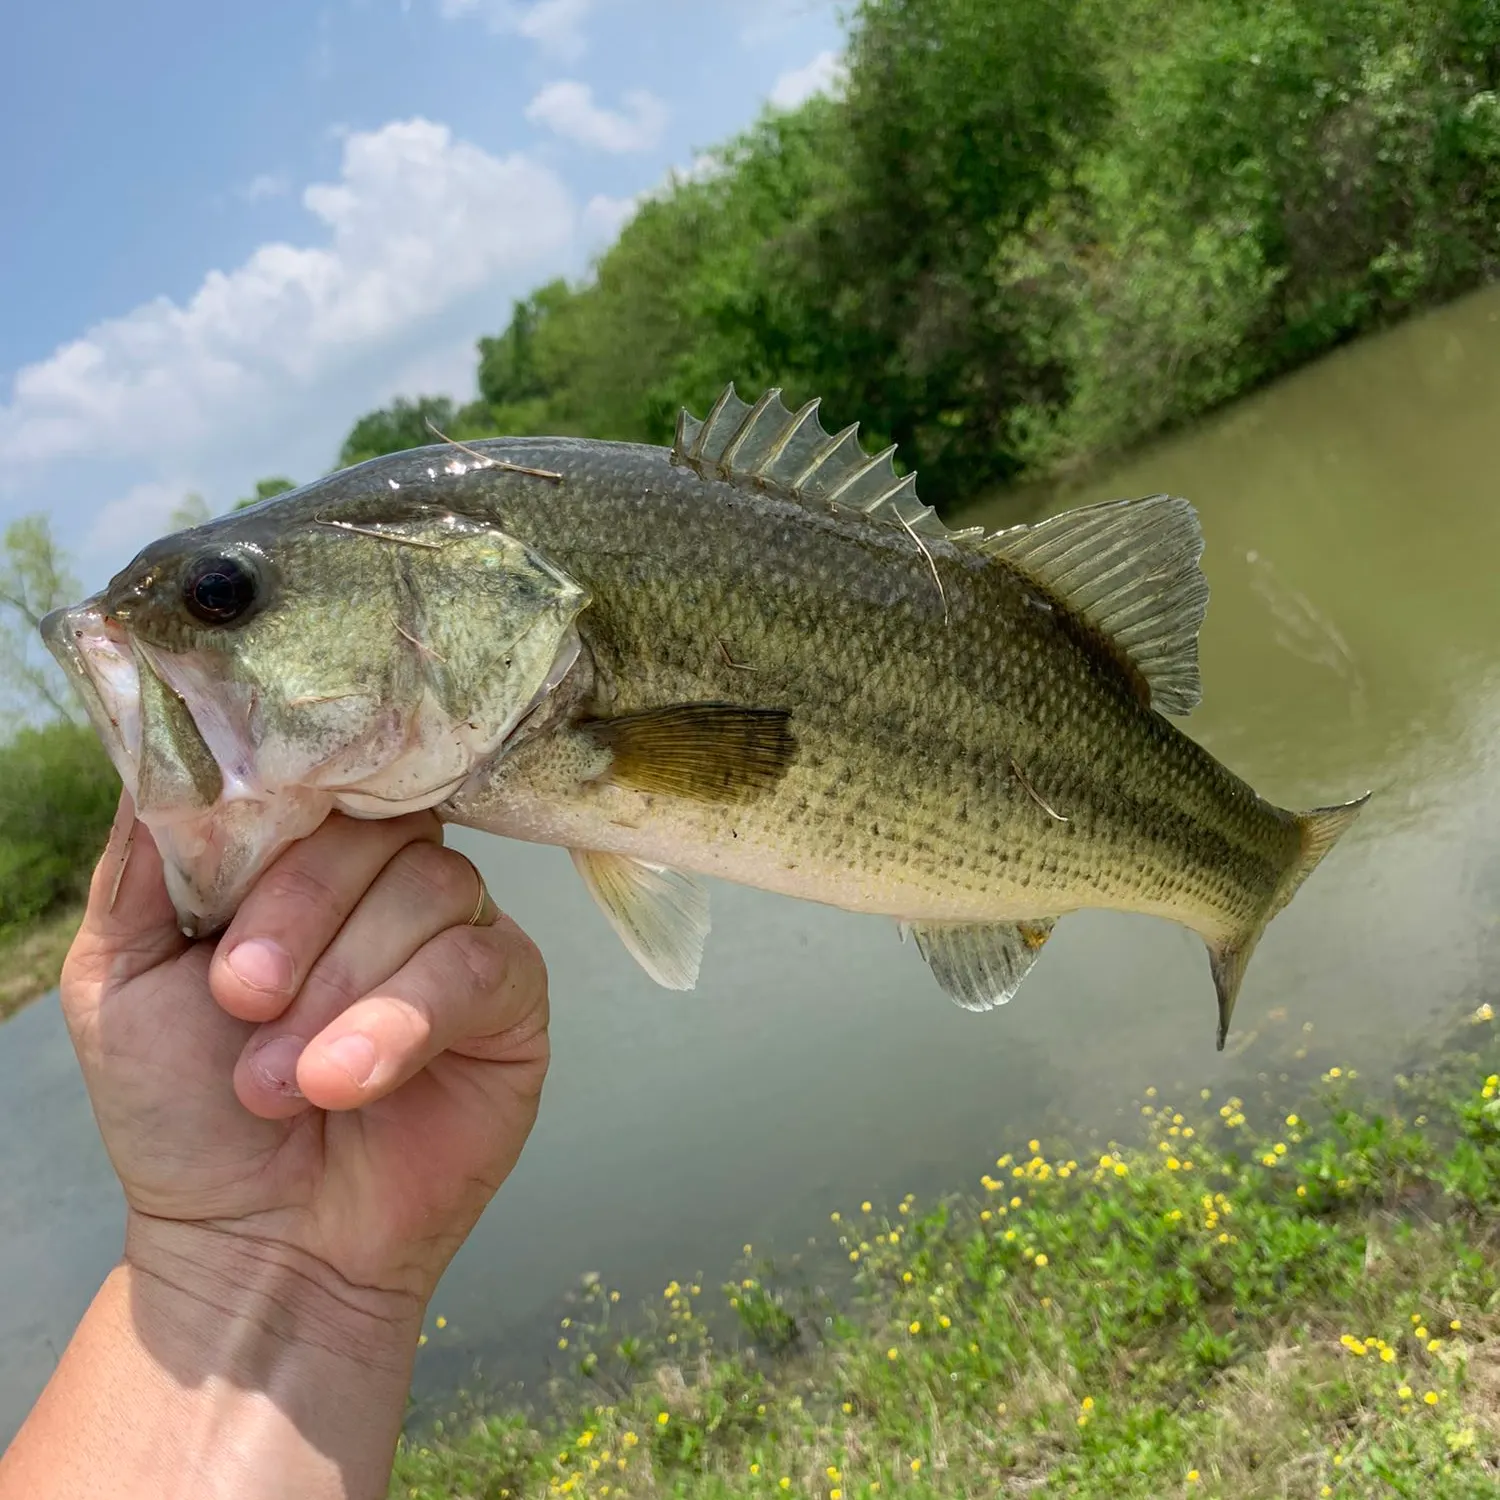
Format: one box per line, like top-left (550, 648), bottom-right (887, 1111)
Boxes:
top-left (249, 1035), bottom-right (306, 1096)
top-left (226, 938), bottom-right (294, 994)
top-left (321, 1033), bottom-right (377, 1088)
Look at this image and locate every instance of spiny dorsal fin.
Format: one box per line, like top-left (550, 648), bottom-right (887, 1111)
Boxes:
top-left (981, 496), bottom-right (1210, 716)
top-left (673, 385), bottom-right (974, 542)
top-left (908, 917), bottom-right (1057, 1012)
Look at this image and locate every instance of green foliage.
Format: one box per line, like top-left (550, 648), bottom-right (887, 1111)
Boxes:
top-left (345, 0), bottom-right (1500, 505)
top-left (338, 396), bottom-right (491, 468)
top-left (0, 721), bottom-right (117, 938)
top-left (233, 477), bottom-right (297, 512)
top-left (393, 1046), bottom-right (1500, 1497)
top-left (0, 515), bottom-right (81, 722)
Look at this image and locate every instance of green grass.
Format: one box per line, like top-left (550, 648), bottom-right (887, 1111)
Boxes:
top-left (0, 901), bottom-right (82, 1020)
top-left (393, 1009), bottom-right (1500, 1498)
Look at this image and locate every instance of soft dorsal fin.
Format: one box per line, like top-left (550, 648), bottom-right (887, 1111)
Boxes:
top-left (672, 385), bottom-right (974, 542)
top-left (981, 496), bottom-right (1210, 716)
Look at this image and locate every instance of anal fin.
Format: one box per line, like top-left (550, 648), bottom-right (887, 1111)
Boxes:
top-left (909, 918), bottom-right (1057, 1012)
top-left (571, 849), bottom-right (710, 990)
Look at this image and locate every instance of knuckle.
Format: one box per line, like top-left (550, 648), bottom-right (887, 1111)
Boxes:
top-left (396, 841), bottom-right (476, 909)
top-left (250, 862), bottom-right (346, 926)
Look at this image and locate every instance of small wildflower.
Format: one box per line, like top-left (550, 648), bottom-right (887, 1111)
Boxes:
top-left (909, 1320), bottom-right (922, 1334)
top-left (609, 1290), bottom-right (620, 1302)
top-left (830, 1491), bottom-right (842, 1500)
top-left (911, 1459), bottom-right (923, 1473)
top-left (1010, 1196), bottom-right (1022, 1208)
top-left (1424, 1391), bottom-right (1439, 1405)
top-left (842, 1401), bottom-right (853, 1414)
top-left (1286, 1113), bottom-right (1300, 1127)
top-left (861, 1200), bottom-right (872, 1213)
top-left (1451, 1319), bottom-right (1463, 1331)
top-left (1034, 1253), bottom-right (1050, 1267)
top-left (939, 1314), bottom-right (951, 1328)
top-left (1380, 1346), bottom-right (1395, 1363)
top-left (657, 1412), bottom-right (669, 1426)
top-left (1428, 1339), bottom-right (1442, 1353)
top-left (887, 1347), bottom-right (899, 1361)
top-left (779, 1480), bottom-right (791, 1491)
top-left (417, 1333), bottom-right (428, 1346)
top-left (1081, 1396), bottom-right (1095, 1411)
top-left (557, 1338), bottom-right (569, 1350)
top-left (622, 1433), bottom-right (638, 1448)
top-left (826, 1468), bottom-right (840, 1482)
top-left (1416, 1327), bottom-right (1429, 1341)
top-left (1146, 1086), bottom-right (1157, 1097)
top-left (902, 1271), bottom-right (913, 1284)
top-left (1297, 1185), bottom-right (1307, 1197)
top-left (750, 1463), bottom-right (761, 1475)
top-left (1186, 1472), bottom-right (1200, 1485)
top-left (830, 1211), bottom-right (841, 1222)
top-left (434, 1315), bottom-right (447, 1329)
top-left (1476, 1003), bottom-right (1495, 1022)
top-left (1399, 1385), bottom-right (1413, 1400)
top-left (849, 1250), bottom-right (860, 1262)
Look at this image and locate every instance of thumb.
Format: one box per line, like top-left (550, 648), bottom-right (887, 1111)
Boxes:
top-left (64, 791), bottom-right (189, 994)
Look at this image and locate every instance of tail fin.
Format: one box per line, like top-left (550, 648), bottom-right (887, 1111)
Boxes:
top-left (1208, 792), bottom-right (1370, 1050)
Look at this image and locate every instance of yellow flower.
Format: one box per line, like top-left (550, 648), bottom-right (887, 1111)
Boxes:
top-left (435, 1315), bottom-right (447, 1329)
top-left (779, 1480), bottom-right (791, 1491)
top-left (842, 1401), bottom-right (853, 1414)
top-left (1424, 1390), bottom-right (1439, 1405)
top-left (826, 1467), bottom-right (840, 1481)
top-left (657, 1412), bottom-right (669, 1426)
top-left (861, 1200), bottom-right (872, 1213)
top-left (609, 1290), bottom-right (620, 1302)
top-left (887, 1347), bottom-right (899, 1361)
top-left (902, 1271), bottom-right (913, 1283)
top-left (980, 1210), bottom-right (992, 1222)
top-left (1286, 1113), bottom-right (1300, 1127)
top-left (1412, 1313), bottom-right (1423, 1325)
top-left (830, 1491), bottom-right (842, 1500)
top-left (417, 1333), bottom-right (428, 1346)
top-left (1114, 1161), bottom-right (1129, 1177)
top-left (1415, 1327), bottom-right (1429, 1341)
top-left (1186, 1471), bottom-right (1200, 1485)
top-left (1321, 1489), bottom-right (1332, 1498)
top-left (849, 1251), bottom-right (860, 1262)
top-left (622, 1432), bottom-right (638, 1448)
top-left (911, 1459), bottom-right (923, 1473)
top-left (1380, 1347), bottom-right (1395, 1363)
top-left (1428, 1339), bottom-right (1442, 1353)
top-left (909, 1320), bottom-right (922, 1334)
top-left (1297, 1185), bottom-right (1308, 1197)
top-left (1034, 1253), bottom-right (1049, 1268)
top-left (1146, 1086), bottom-right (1157, 1097)
top-left (558, 1338), bottom-right (569, 1350)
top-left (939, 1314), bottom-right (951, 1329)
top-left (750, 1463), bottom-right (761, 1475)
top-left (1398, 1385), bottom-right (1413, 1400)
top-left (1081, 1396), bottom-right (1095, 1411)
top-left (1475, 1004), bottom-right (1495, 1023)
top-left (1028, 1139), bottom-right (1040, 1153)
top-left (1010, 1196), bottom-right (1022, 1208)
top-left (830, 1211), bottom-right (841, 1222)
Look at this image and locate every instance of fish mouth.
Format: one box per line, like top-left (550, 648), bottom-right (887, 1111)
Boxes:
top-left (41, 600), bottom-right (143, 791)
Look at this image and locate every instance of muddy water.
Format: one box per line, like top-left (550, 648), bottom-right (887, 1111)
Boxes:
top-left (3, 284), bottom-right (1498, 1436)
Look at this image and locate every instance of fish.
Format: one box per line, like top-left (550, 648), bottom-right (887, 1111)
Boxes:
top-left (42, 385), bottom-right (1368, 1048)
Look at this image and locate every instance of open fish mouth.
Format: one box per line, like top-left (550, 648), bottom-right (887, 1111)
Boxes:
top-left (41, 600), bottom-right (143, 792)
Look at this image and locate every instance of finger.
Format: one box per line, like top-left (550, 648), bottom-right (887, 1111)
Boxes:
top-left (295, 913), bottom-right (547, 1113)
top-left (209, 810), bottom-right (443, 1025)
top-left (63, 791), bottom-right (188, 1002)
top-left (232, 840), bottom-right (490, 1117)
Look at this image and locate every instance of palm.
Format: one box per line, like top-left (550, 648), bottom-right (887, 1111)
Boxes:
top-left (62, 805), bottom-right (547, 1299)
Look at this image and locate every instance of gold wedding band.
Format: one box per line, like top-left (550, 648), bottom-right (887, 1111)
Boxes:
top-left (453, 850), bottom-right (498, 928)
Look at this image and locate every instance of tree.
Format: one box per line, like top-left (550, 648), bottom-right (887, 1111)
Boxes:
top-left (338, 398), bottom-right (462, 468)
top-left (0, 516), bottom-right (83, 723)
top-left (233, 477), bottom-right (297, 512)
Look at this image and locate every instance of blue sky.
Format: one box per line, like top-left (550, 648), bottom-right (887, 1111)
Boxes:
top-left (0, 0), bottom-right (843, 582)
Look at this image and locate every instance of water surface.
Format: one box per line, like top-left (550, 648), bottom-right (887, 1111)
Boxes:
top-left (3, 285), bottom-right (1499, 1437)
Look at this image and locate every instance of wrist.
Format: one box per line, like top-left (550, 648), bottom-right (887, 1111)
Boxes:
top-left (124, 1210), bottom-right (427, 1379)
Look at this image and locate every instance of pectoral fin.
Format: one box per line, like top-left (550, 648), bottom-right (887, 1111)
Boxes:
top-left (908, 918), bottom-right (1057, 1012)
top-left (586, 703), bottom-right (795, 803)
top-left (571, 849), bottom-right (710, 989)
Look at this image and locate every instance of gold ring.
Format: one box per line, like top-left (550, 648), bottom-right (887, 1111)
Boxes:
top-left (453, 850), bottom-right (497, 928)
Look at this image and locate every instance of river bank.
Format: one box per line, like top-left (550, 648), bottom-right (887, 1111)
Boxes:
top-left (0, 905), bottom-right (81, 1022)
top-left (392, 1015), bottom-right (1500, 1498)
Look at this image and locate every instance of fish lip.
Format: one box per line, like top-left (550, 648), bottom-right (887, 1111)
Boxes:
top-left (40, 599), bottom-right (138, 783)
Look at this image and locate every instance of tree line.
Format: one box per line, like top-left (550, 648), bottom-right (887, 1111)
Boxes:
top-left (4, 0), bottom-right (1499, 936)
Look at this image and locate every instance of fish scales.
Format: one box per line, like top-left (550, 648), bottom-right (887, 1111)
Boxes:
top-left (42, 386), bottom-right (1367, 1048)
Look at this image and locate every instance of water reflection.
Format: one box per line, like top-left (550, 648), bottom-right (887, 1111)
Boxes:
top-left (2, 285), bottom-right (1498, 1439)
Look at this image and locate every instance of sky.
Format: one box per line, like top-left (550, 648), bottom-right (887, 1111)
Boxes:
top-left (0, 0), bottom-right (844, 585)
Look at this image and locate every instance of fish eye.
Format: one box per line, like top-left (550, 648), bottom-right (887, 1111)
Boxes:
top-left (183, 554), bottom-right (258, 625)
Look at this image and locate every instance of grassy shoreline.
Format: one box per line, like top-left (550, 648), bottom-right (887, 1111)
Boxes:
top-left (393, 1011), bottom-right (1500, 1498)
top-left (0, 903), bottom-right (83, 1021)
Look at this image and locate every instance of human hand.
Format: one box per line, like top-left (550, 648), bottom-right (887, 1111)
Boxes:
top-left (61, 795), bottom-right (549, 1321)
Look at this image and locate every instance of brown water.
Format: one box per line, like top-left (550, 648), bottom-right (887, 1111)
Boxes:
top-left (3, 285), bottom-right (1499, 1436)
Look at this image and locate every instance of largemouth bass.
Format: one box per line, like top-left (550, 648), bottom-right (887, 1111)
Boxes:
top-left (43, 386), bottom-right (1367, 1048)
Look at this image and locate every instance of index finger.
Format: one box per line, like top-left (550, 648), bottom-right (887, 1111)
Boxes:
top-left (208, 811), bottom-right (444, 1025)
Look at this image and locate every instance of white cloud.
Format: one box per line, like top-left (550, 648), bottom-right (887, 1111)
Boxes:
top-left (0, 119), bottom-right (573, 478)
top-left (0, 119), bottom-right (583, 567)
top-left (239, 172), bottom-right (290, 202)
top-left (769, 48), bottom-right (843, 110)
top-left (437, 0), bottom-right (592, 60)
top-left (525, 81), bottom-right (667, 153)
top-left (581, 192), bottom-right (639, 246)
